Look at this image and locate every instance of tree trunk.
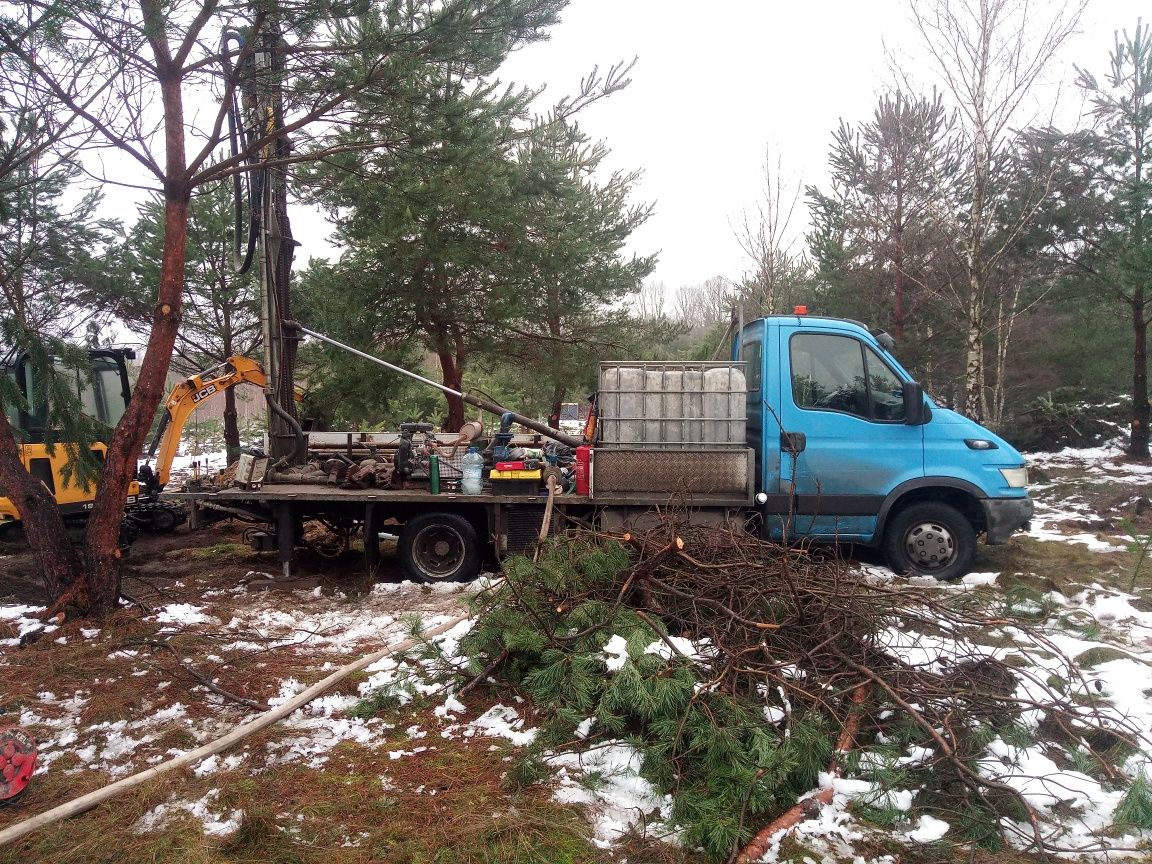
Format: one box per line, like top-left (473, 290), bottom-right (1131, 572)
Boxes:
top-left (892, 168), bottom-right (906, 341)
top-left (548, 381), bottom-right (565, 430)
top-left (1131, 289), bottom-right (1150, 459)
top-left (223, 386), bottom-right (241, 462)
top-left (0, 413), bottom-right (83, 601)
top-left (436, 349), bottom-right (465, 432)
top-left (963, 272), bottom-right (985, 421)
top-left (72, 58), bottom-right (191, 615)
top-left (1131, 117), bottom-right (1148, 459)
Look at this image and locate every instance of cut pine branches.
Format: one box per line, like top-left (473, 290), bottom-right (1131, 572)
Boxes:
top-left (463, 516), bottom-right (1151, 861)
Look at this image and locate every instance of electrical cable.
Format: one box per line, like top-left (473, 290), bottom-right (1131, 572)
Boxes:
top-left (220, 28), bottom-right (261, 276)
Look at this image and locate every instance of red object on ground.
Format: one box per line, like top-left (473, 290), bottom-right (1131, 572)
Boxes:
top-left (0, 727), bottom-right (37, 804)
top-left (574, 446), bottom-right (591, 496)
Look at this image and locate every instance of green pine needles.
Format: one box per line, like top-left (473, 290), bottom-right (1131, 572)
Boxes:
top-left (461, 538), bottom-right (832, 860)
top-left (1116, 773), bottom-right (1152, 832)
top-left (459, 527), bottom-right (1152, 860)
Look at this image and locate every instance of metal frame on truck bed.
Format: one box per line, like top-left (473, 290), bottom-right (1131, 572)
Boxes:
top-left (165, 458), bottom-right (754, 583)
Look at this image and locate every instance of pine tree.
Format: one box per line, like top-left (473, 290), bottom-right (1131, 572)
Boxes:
top-left (0, 0), bottom-right (572, 614)
top-left (1034, 23), bottom-right (1152, 458)
top-left (807, 92), bottom-right (958, 353)
top-left (111, 182), bottom-right (262, 460)
top-left (298, 48), bottom-right (650, 430)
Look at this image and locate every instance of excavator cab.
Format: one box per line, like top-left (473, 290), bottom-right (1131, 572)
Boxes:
top-left (0, 349), bottom-right (147, 531)
top-left (3, 349), bottom-right (134, 443)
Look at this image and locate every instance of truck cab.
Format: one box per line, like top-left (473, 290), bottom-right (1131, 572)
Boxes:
top-left (739, 314), bottom-right (1032, 580)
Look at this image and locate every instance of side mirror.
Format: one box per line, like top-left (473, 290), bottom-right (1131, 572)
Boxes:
top-left (903, 382), bottom-right (931, 426)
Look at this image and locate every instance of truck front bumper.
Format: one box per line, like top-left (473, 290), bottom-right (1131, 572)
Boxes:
top-left (982, 496), bottom-right (1034, 544)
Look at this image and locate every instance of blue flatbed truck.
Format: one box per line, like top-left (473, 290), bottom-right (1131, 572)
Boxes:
top-left (739, 314), bottom-right (1032, 580)
top-left (167, 314), bottom-right (1032, 583)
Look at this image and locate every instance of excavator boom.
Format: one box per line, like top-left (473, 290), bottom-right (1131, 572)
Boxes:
top-left (145, 356), bottom-right (269, 489)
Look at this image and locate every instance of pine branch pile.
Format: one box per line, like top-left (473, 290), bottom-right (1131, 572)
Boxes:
top-left (460, 520), bottom-right (1151, 861)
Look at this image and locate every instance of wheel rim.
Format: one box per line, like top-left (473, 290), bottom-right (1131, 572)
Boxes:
top-left (411, 523), bottom-right (466, 579)
top-left (903, 520), bottom-right (956, 571)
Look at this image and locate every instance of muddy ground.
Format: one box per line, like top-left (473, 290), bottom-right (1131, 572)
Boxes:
top-left (0, 519), bottom-right (419, 611)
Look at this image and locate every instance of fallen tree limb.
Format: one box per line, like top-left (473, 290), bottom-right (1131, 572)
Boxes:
top-left (0, 615), bottom-right (469, 848)
top-left (734, 683), bottom-right (869, 864)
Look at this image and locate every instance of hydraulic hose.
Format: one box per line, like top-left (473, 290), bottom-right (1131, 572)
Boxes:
top-left (264, 392), bottom-right (307, 468)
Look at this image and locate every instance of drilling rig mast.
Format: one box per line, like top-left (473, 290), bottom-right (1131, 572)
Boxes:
top-left (223, 18), bottom-right (303, 465)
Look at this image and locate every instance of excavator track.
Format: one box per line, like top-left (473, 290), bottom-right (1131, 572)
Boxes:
top-left (128, 500), bottom-right (189, 534)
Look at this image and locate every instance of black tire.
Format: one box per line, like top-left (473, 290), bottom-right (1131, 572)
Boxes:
top-left (144, 503), bottom-right (187, 533)
top-left (883, 502), bottom-right (975, 581)
top-left (398, 512), bottom-right (481, 583)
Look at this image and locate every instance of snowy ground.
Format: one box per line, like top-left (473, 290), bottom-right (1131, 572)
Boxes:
top-left (2, 441), bottom-right (1151, 862)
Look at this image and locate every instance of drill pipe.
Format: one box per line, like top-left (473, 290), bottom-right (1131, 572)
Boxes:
top-left (285, 322), bottom-right (584, 449)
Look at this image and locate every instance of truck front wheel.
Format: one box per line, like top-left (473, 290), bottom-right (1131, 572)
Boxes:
top-left (398, 512), bottom-right (481, 583)
top-left (883, 502), bottom-right (975, 581)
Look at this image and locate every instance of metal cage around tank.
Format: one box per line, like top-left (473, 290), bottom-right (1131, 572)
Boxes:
top-left (597, 361), bottom-right (748, 451)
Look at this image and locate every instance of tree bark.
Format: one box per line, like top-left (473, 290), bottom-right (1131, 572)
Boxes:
top-left (548, 381), bottom-right (564, 431)
top-left (963, 273), bottom-right (985, 421)
top-left (436, 348), bottom-right (465, 432)
top-left (223, 386), bottom-right (241, 462)
top-left (74, 50), bottom-right (191, 614)
top-left (1130, 107), bottom-right (1149, 460)
top-left (1131, 289), bottom-right (1150, 459)
top-left (0, 413), bottom-right (84, 601)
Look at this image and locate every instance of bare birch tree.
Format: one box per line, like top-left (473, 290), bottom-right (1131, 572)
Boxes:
top-left (734, 149), bottom-right (809, 317)
top-left (674, 276), bottom-right (733, 330)
top-left (907, 0), bottom-right (1084, 423)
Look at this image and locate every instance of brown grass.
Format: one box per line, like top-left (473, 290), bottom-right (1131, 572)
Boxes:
top-left (0, 527), bottom-right (623, 864)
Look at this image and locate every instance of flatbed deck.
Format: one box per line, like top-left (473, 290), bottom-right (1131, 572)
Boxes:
top-left (165, 485), bottom-right (748, 507)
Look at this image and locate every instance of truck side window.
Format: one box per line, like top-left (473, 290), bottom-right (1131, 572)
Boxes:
top-left (742, 340), bottom-right (761, 391)
top-left (790, 334), bottom-right (905, 422)
top-left (863, 344), bottom-right (905, 422)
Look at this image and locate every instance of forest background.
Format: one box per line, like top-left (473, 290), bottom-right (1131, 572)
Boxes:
top-left (1, 0), bottom-right (1151, 613)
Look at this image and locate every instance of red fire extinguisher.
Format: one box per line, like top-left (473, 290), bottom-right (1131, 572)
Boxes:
top-left (574, 445), bottom-right (591, 496)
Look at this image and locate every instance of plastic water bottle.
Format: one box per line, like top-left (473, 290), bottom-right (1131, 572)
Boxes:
top-left (461, 447), bottom-right (484, 495)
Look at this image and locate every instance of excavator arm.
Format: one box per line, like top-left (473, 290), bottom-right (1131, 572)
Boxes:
top-left (144, 356), bottom-right (269, 490)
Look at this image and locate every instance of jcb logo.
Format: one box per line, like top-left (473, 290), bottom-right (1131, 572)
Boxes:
top-left (191, 384), bottom-right (218, 403)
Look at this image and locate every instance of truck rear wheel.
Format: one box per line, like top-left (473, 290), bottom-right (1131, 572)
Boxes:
top-left (883, 502), bottom-right (975, 581)
top-left (398, 512), bottom-right (481, 583)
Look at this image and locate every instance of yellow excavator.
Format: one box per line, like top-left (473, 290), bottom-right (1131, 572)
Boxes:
top-left (1, 352), bottom-right (270, 538)
top-left (0, 349), bottom-right (144, 537)
top-left (136, 355), bottom-right (269, 495)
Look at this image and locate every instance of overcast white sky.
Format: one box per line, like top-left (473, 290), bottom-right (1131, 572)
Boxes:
top-left (444, 0), bottom-right (1145, 294)
top-left (95, 0), bottom-right (1146, 308)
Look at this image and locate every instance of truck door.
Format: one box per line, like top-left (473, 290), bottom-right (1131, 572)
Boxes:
top-left (740, 333), bottom-right (776, 497)
top-left (772, 330), bottom-right (924, 542)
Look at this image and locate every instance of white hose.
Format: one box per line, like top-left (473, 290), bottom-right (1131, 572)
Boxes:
top-left (0, 614), bottom-right (468, 847)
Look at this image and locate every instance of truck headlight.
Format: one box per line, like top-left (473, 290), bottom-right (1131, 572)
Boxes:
top-left (965, 438), bottom-right (998, 450)
top-left (999, 467), bottom-right (1028, 488)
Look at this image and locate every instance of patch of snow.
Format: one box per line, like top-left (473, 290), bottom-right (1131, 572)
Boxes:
top-left (550, 743), bottom-right (669, 849)
top-left (466, 704), bottom-right (536, 746)
top-left (601, 634), bottom-right (629, 671)
top-left (152, 603), bottom-right (217, 626)
top-left (434, 694), bottom-right (466, 717)
top-left (903, 814), bottom-right (949, 842)
top-left (135, 789), bottom-right (242, 837)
